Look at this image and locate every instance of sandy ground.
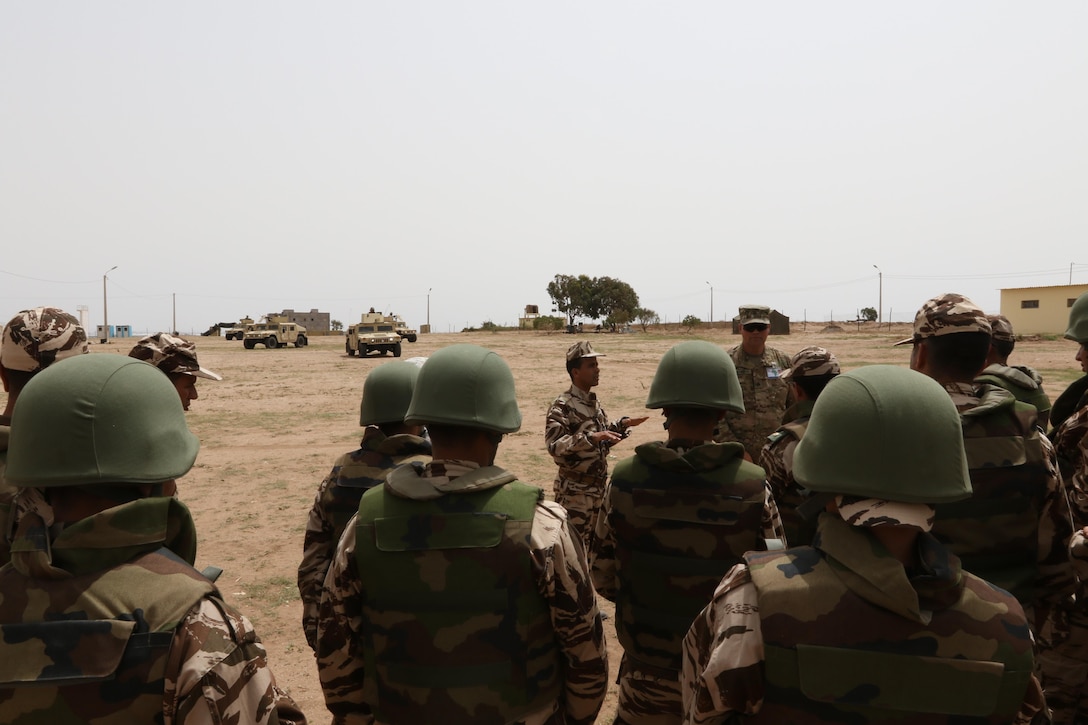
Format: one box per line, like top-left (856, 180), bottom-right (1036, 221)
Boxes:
top-left (32, 324), bottom-right (1085, 723)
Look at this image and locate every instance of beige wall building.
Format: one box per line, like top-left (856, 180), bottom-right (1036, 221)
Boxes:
top-left (1000, 284), bottom-right (1088, 335)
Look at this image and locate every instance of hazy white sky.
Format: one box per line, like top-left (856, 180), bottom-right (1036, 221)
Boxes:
top-left (2, 2), bottom-right (1086, 335)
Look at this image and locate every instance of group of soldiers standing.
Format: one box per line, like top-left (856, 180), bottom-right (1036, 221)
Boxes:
top-left (5, 293), bottom-right (1088, 724)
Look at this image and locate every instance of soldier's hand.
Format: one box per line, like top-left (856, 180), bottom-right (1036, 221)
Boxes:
top-left (591, 431), bottom-right (623, 444)
top-left (624, 416), bottom-right (649, 429)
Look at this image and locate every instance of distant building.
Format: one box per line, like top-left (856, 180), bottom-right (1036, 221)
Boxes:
top-left (1000, 284), bottom-right (1088, 335)
top-left (280, 308), bottom-right (330, 332)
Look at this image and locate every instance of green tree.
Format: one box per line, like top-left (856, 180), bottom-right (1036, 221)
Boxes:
top-left (547, 274), bottom-right (639, 326)
top-left (546, 274), bottom-right (594, 325)
top-left (860, 307), bottom-right (877, 322)
top-left (593, 276), bottom-right (640, 325)
top-left (330, 319), bottom-right (343, 331)
top-left (633, 307), bottom-right (659, 332)
top-left (682, 314), bottom-right (702, 331)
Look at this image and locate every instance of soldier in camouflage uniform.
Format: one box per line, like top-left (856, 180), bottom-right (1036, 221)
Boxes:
top-left (1035, 294), bottom-right (1088, 724)
top-left (545, 341), bottom-right (647, 553)
top-left (900, 293), bottom-right (1074, 632)
top-left (0, 306), bottom-right (88, 564)
top-left (0, 354), bottom-right (305, 724)
top-left (297, 360), bottom-right (431, 651)
top-left (714, 305), bottom-right (794, 462)
top-left (975, 314), bottom-right (1051, 429)
top-left (316, 344), bottom-right (608, 725)
top-left (128, 332), bottom-right (221, 411)
top-left (681, 365), bottom-right (1048, 723)
top-left (590, 340), bottom-right (785, 725)
top-left (758, 345), bottom-right (840, 546)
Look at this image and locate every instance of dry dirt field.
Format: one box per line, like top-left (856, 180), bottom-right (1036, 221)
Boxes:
top-left (58, 324), bottom-right (1086, 722)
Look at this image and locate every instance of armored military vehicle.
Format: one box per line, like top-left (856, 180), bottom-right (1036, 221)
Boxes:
top-left (243, 316), bottom-right (308, 349)
top-left (391, 314), bottom-right (418, 343)
top-left (224, 316), bottom-right (254, 341)
top-left (347, 312), bottom-right (402, 357)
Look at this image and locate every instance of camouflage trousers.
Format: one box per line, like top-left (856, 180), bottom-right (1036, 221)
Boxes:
top-left (614, 656), bottom-right (682, 725)
top-left (553, 471), bottom-right (607, 555)
top-left (1038, 603), bottom-right (1088, 725)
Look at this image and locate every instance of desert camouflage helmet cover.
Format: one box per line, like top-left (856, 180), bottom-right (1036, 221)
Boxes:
top-left (128, 332), bottom-right (222, 380)
top-left (0, 306), bottom-right (88, 373)
top-left (738, 305), bottom-right (771, 325)
top-left (566, 340), bottom-right (604, 363)
top-left (781, 345), bottom-right (840, 380)
top-left (894, 292), bottom-right (992, 346)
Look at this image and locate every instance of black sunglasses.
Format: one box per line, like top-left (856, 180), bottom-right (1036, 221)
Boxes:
top-left (743, 323), bottom-right (768, 332)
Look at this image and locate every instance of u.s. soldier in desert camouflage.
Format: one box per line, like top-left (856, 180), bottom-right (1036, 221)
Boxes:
top-left (0, 306), bottom-right (88, 565)
top-left (714, 305), bottom-right (794, 462)
top-left (759, 345), bottom-right (840, 545)
top-left (545, 340), bottom-right (647, 552)
top-left (900, 293), bottom-right (1074, 632)
top-left (0, 354), bottom-right (304, 724)
top-left (316, 344), bottom-right (608, 725)
top-left (297, 360), bottom-right (431, 651)
top-left (128, 331), bottom-right (222, 411)
top-left (682, 365), bottom-right (1047, 724)
top-left (975, 314), bottom-right (1051, 428)
top-left (590, 341), bottom-right (785, 725)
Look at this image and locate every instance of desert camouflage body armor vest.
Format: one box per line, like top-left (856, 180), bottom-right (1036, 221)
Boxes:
top-left (608, 444), bottom-right (766, 671)
top-left (0, 547), bottom-right (214, 724)
top-left (933, 393), bottom-right (1048, 606)
top-left (745, 545), bottom-right (1035, 723)
top-left (355, 476), bottom-right (561, 724)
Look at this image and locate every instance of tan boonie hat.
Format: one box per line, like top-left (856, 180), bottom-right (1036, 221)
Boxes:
top-left (894, 293), bottom-right (991, 346)
top-left (1, 307), bottom-right (88, 373)
top-left (836, 495), bottom-right (936, 532)
top-left (738, 305), bottom-right (772, 325)
top-left (782, 346), bottom-right (840, 380)
top-left (566, 341), bottom-right (605, 363)
top-left (128, 332), bottom-right (222, 380)
top-left (988, 314), bottom-right (1015, 344)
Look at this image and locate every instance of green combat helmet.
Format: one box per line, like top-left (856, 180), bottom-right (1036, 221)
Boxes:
top-left (645, 340), bottom-right (745, 412)
top-left (1065, 291), bottom-right (1088, 344)
top-left (360, 361), bottom-right (421, 426)
top-left (405, 344), bottom-right (522, 433)
top-left (794, 365), bottom-right (971, 504)
top-left (6, 355), bottom-right (199, 487)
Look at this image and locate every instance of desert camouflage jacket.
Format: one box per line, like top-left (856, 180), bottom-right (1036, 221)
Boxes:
top-left (545, 385), bottom-right (625, 479)
top-left (715, 345), bottom-right (794, 461)
top-left (976, 362), bottom-right (1051, 429)
top-left (591, 438), bottom-right (783, 681)
top-left (681, 513), bottom-right (1048, 724)
top-left (297, 426), bottom-right (431, 650)
top-left (315, 458), bottom-right (608, 725)
top-left (759, 399), bottom-right (817, 546)
top-left (0, 494), bottom-right (305, 725)
top-left (934, 382), bottom-right (1074, 614)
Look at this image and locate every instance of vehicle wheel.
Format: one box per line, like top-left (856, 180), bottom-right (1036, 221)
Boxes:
top-left (393, 342), bottom-right (402, 357)
top-left (267, 335), bottom-right (279, 349)
top-left (296, 335), bottom-right (306, 347)
top-left (244, 340), bottom-right (255, 349)
top-left (346, 343), bottom-right (355, 356)
top-left (362, 345), bottom-right (370, 356)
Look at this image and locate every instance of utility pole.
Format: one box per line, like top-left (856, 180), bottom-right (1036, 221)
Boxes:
top-left (873, 264), bottom-right (883, 326)
top-left (102, 265), bottom-right (117, 344)
top-left (706, 281), bottom-right (713, 324)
